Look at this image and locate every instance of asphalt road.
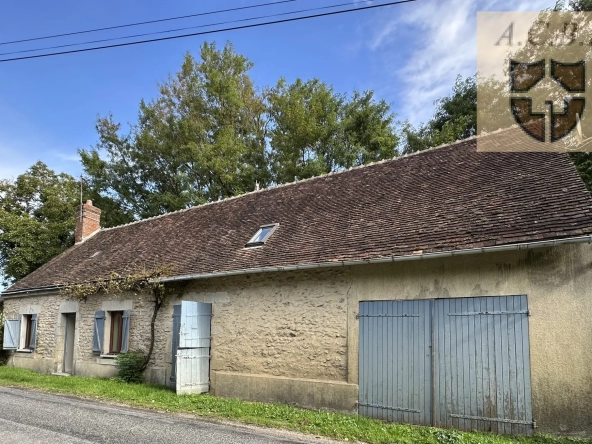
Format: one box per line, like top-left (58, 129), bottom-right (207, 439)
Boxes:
top-left (0, 387), bottom-right (340, 444)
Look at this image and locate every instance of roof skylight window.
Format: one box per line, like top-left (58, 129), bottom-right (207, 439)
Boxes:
top-left (246, 224), bottom-right (278, 248)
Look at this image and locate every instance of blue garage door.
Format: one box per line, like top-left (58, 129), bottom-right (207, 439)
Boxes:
top-left (358, 300), bottom-right (432, 425)
top-left (359, 296), bottom-right (534, 435)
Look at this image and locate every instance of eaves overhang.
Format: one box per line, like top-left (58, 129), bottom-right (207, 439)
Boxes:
top-left (3, 234), bottom-right (592, 297)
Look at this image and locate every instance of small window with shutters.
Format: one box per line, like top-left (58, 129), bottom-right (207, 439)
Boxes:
top-left (22, 315), bottom-right (32, 349)
top-left (94, 310), bottom-right (130, 356)
top-left (2, 314), bottom-right (38, 352)
top-left (109, 311), bottom-right (123, 354)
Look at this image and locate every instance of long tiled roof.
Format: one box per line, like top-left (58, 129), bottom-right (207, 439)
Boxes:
top-left (5, 138), bottom-right (592, 293)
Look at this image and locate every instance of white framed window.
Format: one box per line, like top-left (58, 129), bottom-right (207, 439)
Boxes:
top-left (92, 310), bottom-right (130, 356)
top-left (20, 314), bottom-right (34, 350)
top-left (245, 223), bottom-right (279, 248)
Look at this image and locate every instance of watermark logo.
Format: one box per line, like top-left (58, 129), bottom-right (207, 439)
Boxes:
top-left (477, 12), bottom-right (592, 151)
top-left (510, 59), bottom-right (585, 142)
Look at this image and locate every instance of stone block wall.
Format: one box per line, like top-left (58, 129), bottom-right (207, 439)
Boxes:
top-left (2, 268), bottom-right (352, 387)
top-left (163, 268), bottom-right (352, 382)
top-left (2, 294), bottom-right (62, 373)
top-left (2, 291), bottom-right (164, 380)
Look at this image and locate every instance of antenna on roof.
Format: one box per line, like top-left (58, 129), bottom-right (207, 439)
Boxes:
top-left (79, 175), bottom-right (88, 217)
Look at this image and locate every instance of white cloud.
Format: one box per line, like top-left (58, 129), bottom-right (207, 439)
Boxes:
top-left (368, 0), bottom-right (554, 124)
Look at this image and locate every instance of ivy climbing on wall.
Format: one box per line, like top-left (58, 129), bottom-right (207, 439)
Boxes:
top-left (60, 265), bottom-right (181, 372)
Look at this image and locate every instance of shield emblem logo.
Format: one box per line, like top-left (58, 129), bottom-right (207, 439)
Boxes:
top-left (477, 11), bottom-right (592, 152)
top-left (510, 59), bottom-right (585, 142)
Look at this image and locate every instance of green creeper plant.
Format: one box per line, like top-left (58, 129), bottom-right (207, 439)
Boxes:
top-left (61, 265), bottom-right (179, 372)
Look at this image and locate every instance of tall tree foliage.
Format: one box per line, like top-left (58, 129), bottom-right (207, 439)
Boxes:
top-left (0, 162), bottom-right (79, 285)
top-left (1, 41), bottom-right (400, 283)
top-left (340, 90), bottom-right (399, 166)
top-left (401, 76), bottom-right (477, 154)
top-left (266, 78), bottom-right (342, 183)
top-left (80, 42), bottom-right (269, 220)
top-left (266, 80), bottom-right (398, 184)
top-left (555, 0), bottom-right (592, 11)
top-left (553, 0), bottom-right (592, 191)
top-left (83, 43), bottom-right (399, 221)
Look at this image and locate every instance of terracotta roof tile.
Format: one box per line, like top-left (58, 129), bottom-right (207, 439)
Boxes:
top-left (5, 138), bottom-right (592, 293)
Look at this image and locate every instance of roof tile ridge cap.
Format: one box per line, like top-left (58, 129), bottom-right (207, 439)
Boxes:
top-left (396, 136), bottom-right (478, 161)
top-left (478, 123), bottom-right (523, 138)
top-left (101, 137), bottom-right (478, 234)
top-left (99, 165), bottom-right (388, 233)
top-left (101, 206), bottom-right (196, 232)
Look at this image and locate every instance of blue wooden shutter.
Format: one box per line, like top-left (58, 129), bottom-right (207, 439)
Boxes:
top-left (3, 319), bottom-right (20, 350)
top-left (29, 314), bottom-right (38, 350)
top-left (121, 310), bottom-right (131, 353)
top-left (170, 304), bottom-right (182, 383)
top-left (179, 301), bottom-right (211, 349)
top-left (93, 311), bottom-right (105, 355)
top-left (175, 302), bottom-right (212, 395)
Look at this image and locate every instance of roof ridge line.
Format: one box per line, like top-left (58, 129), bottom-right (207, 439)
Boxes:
top-left (101, 137), bottom-right (476, 233)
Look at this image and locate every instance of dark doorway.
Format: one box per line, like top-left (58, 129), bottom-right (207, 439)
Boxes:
top-left (63, 313), bottom-right (76, 374)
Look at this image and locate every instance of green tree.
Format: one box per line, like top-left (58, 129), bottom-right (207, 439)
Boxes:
top-left (266, 78), bottom-right (343, 183)
top-left (84, 43), bottom-right (399, 217)
top-left (81, 42), bottom-right (269, 221)
top-left (401, 75), bottom-right (477, 154)
top-left (555, 0), bottom-right (592, 11)
top-left (266, 78), bottom-right (398, 184)
top-left (553, 0), bottom-right (592, 191)
top-left (339, 90), bottom-right (399, 167)
top-left (0, 162), bottom-right (79, 286)
top-left (431, 75), bottom-right (477, 139)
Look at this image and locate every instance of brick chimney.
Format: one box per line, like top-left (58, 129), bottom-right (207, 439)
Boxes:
top-left (75, 200), bottom-right (102, 244)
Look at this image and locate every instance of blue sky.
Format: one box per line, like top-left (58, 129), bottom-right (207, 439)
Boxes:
top-left (0, 0), bottom-right (552, 181)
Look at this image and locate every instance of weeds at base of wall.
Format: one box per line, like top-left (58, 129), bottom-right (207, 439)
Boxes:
top-left (434, 430), bottom-right (464, 444)
top-left (115, 350), bottom-right (146, 383)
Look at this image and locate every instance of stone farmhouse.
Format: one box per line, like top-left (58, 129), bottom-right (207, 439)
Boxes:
top-left (2, 138), bottom-right (592, 436)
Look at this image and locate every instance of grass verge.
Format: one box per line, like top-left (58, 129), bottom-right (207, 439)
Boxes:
top-left (0, 367), bottom-right (589, 444)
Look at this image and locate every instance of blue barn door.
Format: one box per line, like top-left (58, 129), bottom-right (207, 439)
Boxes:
top-left (358, 300), bottom-right (433, 425)
top-left (433, 296), bottom-right (534, 435)
top-left (359, 296), bottom-right (534, 435)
